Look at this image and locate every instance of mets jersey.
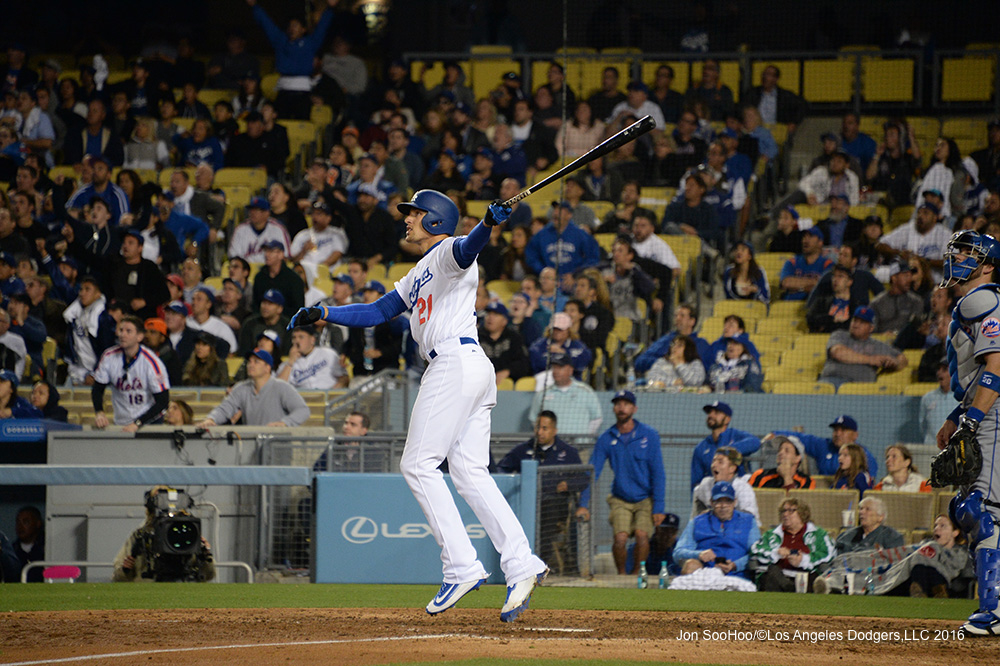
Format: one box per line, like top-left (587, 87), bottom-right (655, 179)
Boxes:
top-left (92, 344), bottom-right (171, 424)
top-left (227, 220), bottom-right (292, 263)
top-left (393, 237), bottom-right (478, 360)
top-left (279, 347), bottom-right (346, 389)
top-left (948, 283), bottom-right (1000, 406)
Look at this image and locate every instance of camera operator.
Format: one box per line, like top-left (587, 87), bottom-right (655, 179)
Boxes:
top-left (112, 486), bottom-right (215, 582)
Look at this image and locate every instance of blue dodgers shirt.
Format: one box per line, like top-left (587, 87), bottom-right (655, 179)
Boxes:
top-left (580, 419), bottom-right (665, 514)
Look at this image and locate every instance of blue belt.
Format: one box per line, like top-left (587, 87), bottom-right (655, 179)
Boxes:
top-left (428, 337), bottom-right (477, 360)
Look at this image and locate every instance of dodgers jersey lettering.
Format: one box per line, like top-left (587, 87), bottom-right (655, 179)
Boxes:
top-left (394, 236), bottom-right (479, 357)
top-left (92, 344), bottom-right (171, 424)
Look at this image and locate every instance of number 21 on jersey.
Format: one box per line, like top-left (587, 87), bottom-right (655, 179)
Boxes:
top-left (417, 293), bottom-right (433, 324)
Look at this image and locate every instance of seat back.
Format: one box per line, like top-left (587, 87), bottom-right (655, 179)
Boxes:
top-left (43, 565), bottom-right (82, 583)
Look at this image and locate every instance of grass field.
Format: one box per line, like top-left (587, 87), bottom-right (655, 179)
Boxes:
top-left (0, 583), bottom-right (972, 620)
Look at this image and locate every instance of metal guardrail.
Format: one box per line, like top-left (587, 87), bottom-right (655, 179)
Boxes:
top-left (21, 560), bottom-right (255, 583)
top-left (324, 369), bottom-right (413, 430)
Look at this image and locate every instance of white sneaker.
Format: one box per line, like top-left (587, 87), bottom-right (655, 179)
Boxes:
top-left (425, 578), bottom-right (486, 615)
top-left (500, 568), bottom-right (549, 622)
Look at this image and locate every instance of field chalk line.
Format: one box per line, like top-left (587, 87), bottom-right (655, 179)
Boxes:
top-left (0, 630), bottom-right (595, 666)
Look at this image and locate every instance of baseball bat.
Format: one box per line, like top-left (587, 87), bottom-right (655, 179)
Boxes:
top-left (501, 115), bottom-right (657, 207)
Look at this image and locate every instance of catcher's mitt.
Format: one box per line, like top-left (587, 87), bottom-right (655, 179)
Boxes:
top-left (930, 422), bottom-right (983, 487)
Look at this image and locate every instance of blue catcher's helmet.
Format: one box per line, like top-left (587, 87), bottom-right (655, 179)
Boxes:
top-left (396, 189), bottom-right (459, 237)
top-left (941, 230), bottom-right (1000, 288)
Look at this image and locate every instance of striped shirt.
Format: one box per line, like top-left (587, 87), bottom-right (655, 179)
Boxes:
top-left (92, 344), bottom-right (171, 424)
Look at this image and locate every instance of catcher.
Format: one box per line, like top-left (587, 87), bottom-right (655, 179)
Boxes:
top-left (932, 230), bottom-right (1000, 636)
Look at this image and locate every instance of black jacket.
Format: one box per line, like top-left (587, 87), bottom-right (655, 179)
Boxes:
top-left (743, 86), bottom-right (807, 125)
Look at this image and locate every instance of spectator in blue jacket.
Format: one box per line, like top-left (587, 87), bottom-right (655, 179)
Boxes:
top-left (706, 314), bottom-right (759, 366)
top-left (174, 119), bottom-right (225, 172)
top-left (525, 202), bottom-right (601, 277)
top-left (779, 227), bottom-right (833, 300)
top-left (832, 442), bottom-right (873, 495)
top-left (635, 303), bottom-right (713, 376)
top-left (577, 390), bottom-right (665, 576)
top-left (527, 312), bottom-right (592, 380)
top-left (0, 369), bottom-right (42, 419)
top-left (248, 0), bottom-right (337, 120)
top-left (674, 481), bottom-right (760, 577)
top-left (766, 414), bottom-right (878, 479)
top-left (158, 192), bottom-right (210, 254)
top-left (707, 333), bottom-right (764, 393)
top-left (691, 401), bottom-right (761, 491)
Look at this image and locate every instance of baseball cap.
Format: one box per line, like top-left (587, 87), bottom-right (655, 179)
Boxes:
top-left (918, 201), bottom-right (940, 216)
top-left (485, 301), bottom-right (508, 317)
top-left (0, 369), bottom-right (18, 389)
top-left (721, 127), bottom-right (739, 139)
top-left (58, 256), bottom-right (79, 271)
top-left (923, 188), bottom-right (944, 200)
top-left (0, 252), bottom-right (16, 267)
top-left (194, 330), bottom-right (217, 345)
top-left (358, 151), bottom-right (378, 164)
top-left (703, 400), bottom-right (733, 417)
top-left (772, 434), bottom-right (805, 458)
top-left (341, 126), bottom-right (360, 137)
top-left (165, 274), bottom-right (184, 290)
top-left (558, 200), bottom-right (575, 211)
top-left (626, 81), bottom-right (648, 94)
top-left (143, 318), bottom-right (167, 336)
top-left (832, 147), bottom-right (850, 159)
top-left (257, 329), bottom-right (281, 347)
top-left (247, 196), bottom-right (270, 211)
top-left (356, 182), bottom-right (384, 201)
top-left (784, 206), bottom-right (800, 220)
top-left (724, 332), bottom-right (752, 349)
top-left (888, 262), bottom-right (916, 278)
top-left (502, 71), bottom-right (521, 82)
top-left (852, 305), bottom-right (875, 323)
top-left (829, 193), bottom-right (850, 203)
top-left (41, 59), bottom-right (62, 74)
top-left (820, 131), bottom-right (838, 143)
top-left (549, 352), bottom-right (573, 366)
top-left (711, 481), bottom-right (736, 501)
top-left (123, 228), bottom-right (145, 244)
top-left (261, 239), bottom-right (285, 252)
top-left (611, 389), bottom-right (636, 405)
top-left (803, 226), bottom-right (825, 240)
top-left (160, 190), bottom-right (176, 203)
top-left (334, 274), bottom-right (354, 288)
top-left (454, 102), bottom-right (472, 116)
top-left (829, 414), bottom-right (859, 431)
top-left (248, 347), bottom-right (274, 368)
top-left (164, 301), bottom-right (189, 316)
top-left (475, 147), bottom-right (495, 161)
top-left (362, 280), bottom-right (386, 295)
top-left (310, 157), bottom-right (329, 170)
top-left (85, 154), bottom-right (111, 168)
top-left (194, 286), bottom-right (215, 303)
top-left (661, 513), bottom-right (681, 529)
top-left (863, 214), bottom-right (883, 228)
top-left (716, 446), bottom-right (743, 468)
top-left (262, 289), bottom-right (285, 306)
top-left (551, 312), bottom-right (571, 330)
top-left (245, 110), bottom-right (264, 123)
top-left (312, 199), bottom-right (332, 215)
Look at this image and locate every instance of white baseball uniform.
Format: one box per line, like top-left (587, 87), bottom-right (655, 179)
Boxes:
top-left (394, 237), bottom-right (547, 585)
top-left (92, 344), bottom-right (171, 425)
top-left (227, 219), bottom-right (292, 263)
top-left (279, 346), bottom-right (345, 389)
top-left (290, 226), bottom-right (349, 266)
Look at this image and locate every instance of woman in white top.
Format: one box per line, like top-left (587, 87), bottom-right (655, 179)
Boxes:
top-left (913, 137), bottom-right (967, 219)
top-left (876, 444), bottom-right (930, 492)
top-left (555, 101), bottom-right (605, 158)
top-left (646, 335), bottom-right (706, 390)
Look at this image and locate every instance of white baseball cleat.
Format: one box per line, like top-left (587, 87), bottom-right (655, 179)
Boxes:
top-left (500, 568), bottom-right (549, 622)
top-left (962, 611), bottom-right (1000, 636)
top-left (425, 578), bottom-right (487, 615)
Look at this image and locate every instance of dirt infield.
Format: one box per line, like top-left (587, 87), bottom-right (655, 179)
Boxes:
top-left (1, 607), bottom-right (995, 665)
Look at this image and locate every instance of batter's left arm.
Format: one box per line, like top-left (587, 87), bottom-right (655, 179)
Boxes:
top-left (288, 292), bottom-right (406, 329)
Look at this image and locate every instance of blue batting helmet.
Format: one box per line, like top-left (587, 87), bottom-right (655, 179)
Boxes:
top-left (397, 189), bottom-right (459, 237)
top-left (941, 230), bottom-right (1000, 288)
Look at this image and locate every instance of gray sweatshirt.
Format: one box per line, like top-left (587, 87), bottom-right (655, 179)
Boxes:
top-left (206, 376), bottom-right (310, 426)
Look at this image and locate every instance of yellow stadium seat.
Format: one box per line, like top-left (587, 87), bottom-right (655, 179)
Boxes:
top-left (578, 60), bottom-right (630, 98)
top-left (197, 89), bottom-right (233, 108)
top-left (612, 317), bottom-right (633, 343)
top-left (383, 262), bottom-right (415, 286)
top-left (310, 104), bottom-right (334, 130)
top-left (515, 376), bottom-right (536, 392)
top-left (802, 59), bottom-right (855, 103)
top-left (222, 186), bottom-right (252, 209)
top-left (781, 346), bottom-right (826, 372)
top-left (793, 204), bottom-right (828, 222)
top-left (941, 118), bottom-right (987, 143)
top-left (714, 299), bottom-right (767, 320)
top-left (906, 116), bottom-right (941, 143)
top-left (941, 57), bottom-right (996, 102)
top-left (902, 382), bottom-right (939, 397)
top-left (204, 276), bottom-right (224, 293)
top-left (847, 204), bottom-right (887, 223)
top-left (487, 279), bottom-right (520, 303)
top-left (865, 491), bottom-right (936, 533)
top-left (888, 205), bottom-right (915, 231)
top-left (226, 357), bottom-right (244, 377)
top-left (793, 334), bottom-right (830, 352)
top-left (641, 61), bottom-right (690, 93)
top-left (766, 123), bottom-right (789, 145)
top-left (593, 233), bottom-right (616, 253)
top-left (260, 73), bottom-right (280, 100)
top-left (661, 234), bottom-right (701, 271)
top-left (498, 377), bottom-right (515, 391)
top-left (49, 165), bottom-right (79, 183)
top-left (691, 60), bottom-right (741, 101)
top-left (840, 45), bottom-right (879, 52)
top-left (767, 300), bottom-right (807, 319)
top-left (787, 489), bottom-right (859, 532)
top-left (757, 253), bottom-right (794, 290)
top-left (470, 45), bottom-right (512, 54)
top-left (771, 381), bottom-right (835, 395)
top-left (471, 59), bottom-right (519, 104)
top-left (750, 60), bottom-right (801, 95)
top-left (698, 316), bottom-right (726, 342)
top-left (466, 200), bottom-right (489, 219)
top-left (214, 167), bottom-right (267, 192)
top-left (756, 316), bottom-right (806, 336)
top-left (588, 201), bottom-right (615, 220)
top-left (858, 115), bottom-right (888, 138)
top-left (836, 382), bottom-right (902, 395)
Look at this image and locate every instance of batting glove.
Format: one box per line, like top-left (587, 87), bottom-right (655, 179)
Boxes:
top-left (484, 200), bottom-right (512, 226)
top-left (287, 306), bottom-right (325, 330)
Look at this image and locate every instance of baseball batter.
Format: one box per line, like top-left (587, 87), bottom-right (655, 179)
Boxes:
top-left (289, 190), bottom-right (548, 621)
top-left (92, 315), bottom-right (171, 432)
top-left (934, 230), bottom-right (1000, 636)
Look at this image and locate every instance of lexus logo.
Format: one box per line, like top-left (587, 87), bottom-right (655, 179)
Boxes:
top-left (340, 516), bottom-right (486, 544)
top-left (341, 516), bottom-right (379, 544)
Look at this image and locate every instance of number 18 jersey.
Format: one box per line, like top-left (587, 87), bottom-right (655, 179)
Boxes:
top-left (394, 237), bottom-right (479, 361)
top-left (92, 344), bottom-right (171, 424)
